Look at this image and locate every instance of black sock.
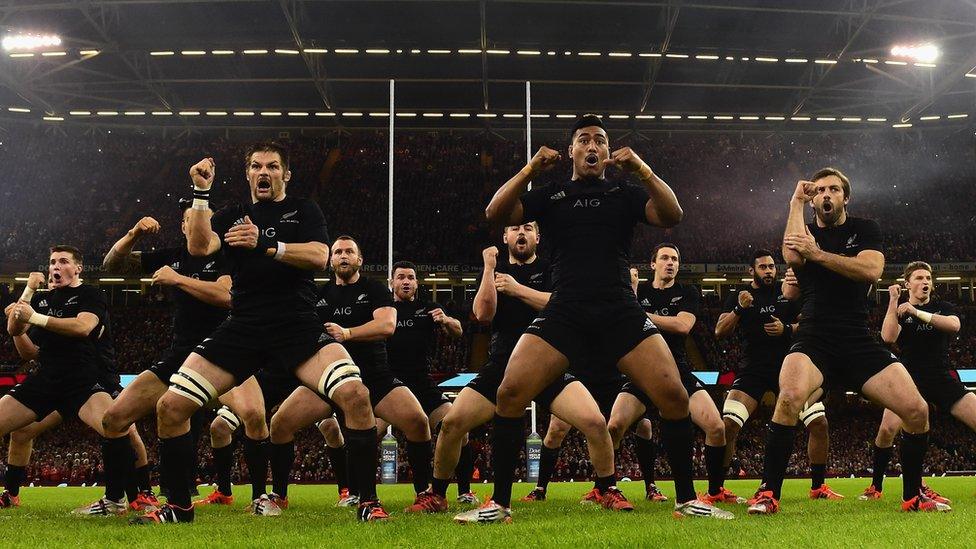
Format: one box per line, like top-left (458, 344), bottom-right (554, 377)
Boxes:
top-left (594, 474), bottom-right (616, 492)
top-left (872, 444), bottom-right (893, 492)
top-left (4, 464), bottom-right (26, 497)
top-left (270, 441), bottom-right (295, 498)
top-left (660, 416), bottom-right (696, 503)
top-left (760, 421), bottom-right (797, 500)
top-left (326, 445), bottom-right (349, 494)
top-left (102, 435), bottom-right (135, 503)
top-left (159, 432), bottom-right (194, 508)
top-left (489, 415), bottom-right (523, 508)
top-left (705, 444), bottom-right (726, 496)
top-left (406, 440), bottom-right (433, 494)
top-left (537, 444), bottom-right (560, 491)
top-left (214, 441), bottom-right (235, 495)
top-left (241, 435), bottom-right (269, 501)
top-left (456, 442), bottom-right (474, 495)
top-left (900, 431), bottom-right (929, 501)
top-left (634, 436), bottom-right (657, 486)
top-left (345, 427), bottom-right (378, 501)
top-left (135, 464), bottom-right (152, 493)
top-left (432, 476), bottom-right (451, 498)
top-left (810, 463), bottom-right (826, 489)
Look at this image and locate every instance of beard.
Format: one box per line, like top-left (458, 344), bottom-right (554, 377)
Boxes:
top-left (755, 274), bottom-right (775, 287)
top-left (510, 245), bottom-right (534, 262)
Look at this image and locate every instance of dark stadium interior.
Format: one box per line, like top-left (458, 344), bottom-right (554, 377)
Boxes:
top-left (2, 0), bottom-right (976, 493)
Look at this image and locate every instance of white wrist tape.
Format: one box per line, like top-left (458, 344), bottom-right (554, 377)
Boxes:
top-left (19, 287), bottom-right (34, 302)
top-left (192, 184), bottom-right (210, 210)
top-left (915, 310), bottom-right (933, 324)
top-left (273, 241), bottom-right (287, 260)
top-left (27, 312), bottom-right (50, 327)
top-left (191, 198), bottom-right (210, 211)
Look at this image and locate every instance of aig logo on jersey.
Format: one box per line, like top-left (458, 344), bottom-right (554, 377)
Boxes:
top-left (397, 319), bottom-right (415, 328)
top-left (573, 198), bottom-right (601, 208)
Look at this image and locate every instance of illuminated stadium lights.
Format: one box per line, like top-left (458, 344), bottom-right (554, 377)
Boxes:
top-left (578, 51), bottom-right (601, 56)
top-left (740, 57), bottom-right (750, 61)
top-left (530, 113), bottom-right (549, 118)
top-left (861, 58), bottom-right (879, 63)
top-left (892, 123), bottom-right (912, 128)
top-left (410, 49), bottom-right (421, 53)
top-left (502, 113), bottom-right (523, 118)
top-left (41, 51), bottom-right (66, 57)
top-left (867, 117), bottom-right (888, 122)
top-left (785, 58), bottom-right (808, 63)
top-left (608, 52), bottom-right (633, 57)
top-left (635, 114), bottom-right (656, 119)
top-left (205, 111), bottom-right (228, 116)
top-left (9, 53), bottom-right (34, 58)
top-left (275, 49), bottom-right (299, 55)
top-left (891, 43), bottom-right (939, 63)
top-left (79, 49), bottom-right (99, 56)
top-left (665, 53), bottom-right (688, 59)
top-left (555, 114), bottom-right (576, 118)
top-left (739, 115), bottom-right (759, 120)
top-left (425, 277), bottom-right (449, 282)
top-left (233, 111), bottom-right (254, 116)
top-left (302, 48), bottom-right (327, 54)
top-left (395, 112), bottom-right (416, 117)
top-left (884, 60), bottom-right (908, 66)
top-left (422, 112), bottom-right (444, 117)
top-left (816, 116), bottom-right (836, 121)
top-left (936, 276), bottom-right (962, 281)
top-left (450, 113), bottom-right (471, 118)
top-left (427, 49), bottom-right (451, 54)
top-left (2, 33), bottom-right (61, 51)
top-left (211, 50), bottom-right (235, 55)
top-left (914, 63), bottom-right (937, 68)
top-left (368, 112), bottom-right (389, 117)
top-left (314, 112), bottom-right (336, 117)
top-left (150, 51), bottom-right (175, 56)
top-left (764, 116), bottom-right (786, 121)
top-left (242, 49), bottom-right (268, 55)
top-left (919, 115), bottom-right (941, 121)
top-left (69, 110), bottom-right (91, 116)
top-left (123, 111), bottom-right (146, 116)
top-left (547, 51), bottom-right (556, 56)
top-left (948, 114), bottom-right (969, 119)
top-left (151, 111), bottom-right (173, 116)
top-left (97, 110), bottom-right (119, 116)
top-left (702, 278), bottom-right (727, 282)
top-left (342, 112), bottom-right (363, 117)
top-left (42, 116), bottom-right (64, 121)
top-left (182, 50), bottom-right (206, 56)
top-left (695, 54), bottom-right (719, 60)
top-left (842, 117), bottom-right (862, 122)
top-left (661, 115), bottom-right (682, 119)
top-left (7, 107), bottom-right (30, 113)
top-left (755, 57), bottom-right (778, 62)
top-left (814, 59), bottom-right (837, 64)
top-left (366, 49), bottom-right (390, 54)
top-left (476, 113), bottom-right (497, 118)
top-left (791, 116), bottom-right (811, 121)
top-left (457, 49), bottom-right (482, 54)
top-left (516, 50), bottom-right (541, 55)
top-left (259, 111), bottom-right (281, 116)
top-left (713, 115), bottom-right (734, 120)
top-left (333, 48), bottom-right (359, 54)
top-left (178, 111), bottom-right (200, 116)
top-left (287, 111), bottom-right (309, 117)
top-left (724, 56), bottom-right (735, 60)
top-left (485, 49), bottom-right (509, 55)
top-left (965, 72), bottom-right (976, 78)
top-left (639, 53), bottom-right (662, 57)
top-left (686, 115), bottom-right (708, 120)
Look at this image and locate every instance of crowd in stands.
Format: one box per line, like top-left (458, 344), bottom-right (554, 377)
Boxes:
top-left (1, 127), bottom-right (973, 268)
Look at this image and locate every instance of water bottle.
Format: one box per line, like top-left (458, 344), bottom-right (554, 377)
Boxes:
top-left (525, 430), bottom-right (542, 483)
top-left (381, 431), bottom-right (398, 484)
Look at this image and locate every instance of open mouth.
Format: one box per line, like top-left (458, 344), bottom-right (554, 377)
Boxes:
top-left (52, 272), bottom-right (62, 281)
top-left (585, 154), bottom-right (598, 166)
top-left (257, 179), bottom-right (272, 191)
top-left (516, 236), bottom-right (527, 246)
top-left (822, 201), bottom-right (833, 213)
top-left (922, 285), bottom-right (930, 293)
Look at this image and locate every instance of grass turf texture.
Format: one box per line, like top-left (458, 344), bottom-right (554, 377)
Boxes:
top-left (1, 477), bottom-right (974, 547)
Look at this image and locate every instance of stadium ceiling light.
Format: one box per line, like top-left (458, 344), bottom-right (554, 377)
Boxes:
top-left (178, 111), bottom-right (200, 116)
top-left (740, 57), bottom-right (750, 61)
top-left (919, 115), bottom-right (941, 120)
top-left (368, 112), bottom-right (389, 117)
top-left (686, 115), bottom-right (707, 120)
top-left (79, 49), bottom-right (99, 56)
top-left (313, 278), bottom-right (331, 282)
top-left (182, 50), bottom-right (206, 56)
top-left (303, 48), bottom-right (328, 54)
top-left (461, 278), bottom-right (476, 282)
top-left (739, 115), bottom-right (759, 120)
top-left (7, 107), bottom-right (30, 113)
top-left (947, 113), bottom-right (969, 119)
top-left (410, 49), bottom-right (421, 53)
top-left (695, 54), bottom-right (719, 60)
top-left (884, 60), bottom-right (907, 66)
top-left (205, 111), bottom-right (228, 116)
top-left (232, 111), bottom-right (254, 116)
top-left (151, 111), bottom-right (173, 116)
top-left (755, 57), bottom-right (778, 62)
top-left (608, 114), bottom-right (630, 119)
top-left (936, 276), bottom-right (961, 281)
top-left (422, 112), bottom-right (444, 117)
top-left (287, 111), bottom-right (309, 116)
top-left (314, 112), bottom-right (336, 117)
top-left (609, 52), bottom-right (633, 57)
top-left (450, 113), bottom-right (471, 118)
top-left (2, 33), bottom-right (61, 51)
top-left (260, 111), bottom-right (282, 116)
top-left (791, 116), bottom-right (811, 121)
top-left (424, 277), bottom-right (449, 282)
top-left (785, 58), bottom-right (808, 63)
top-left (841, 116), bottom-right (862, 122)
top-left (814, 59), bottom-right (837, 64)
top-left (964, 73), bottom-right (976, 78)
top-left (914, 62), bottom-right (936, 67)
top-left (334, 48), bottom-right (359, 54)
top-left (342, 112), bottom-right (363, 116)
top-left (578, 51), bottom-right (602, 56)
top-left (503, 113), bottom-right (523, 118)
top-left (741, 278), bottom-right (753, 282)
top-left (867, 117), bottom-right (888, 122)
top-left (124, 111), bottom-right (146, 116)
top-left (242, 49), bottom-right (269, 55)
top-left (639, 53), bottom-right (662, 57)
top-left (724, 56), bottom-right (735, 60)
top-left (476, 113), bottom-right (497, 118)
top-left (275, 49), bottom-right (300, 55)
top-left (395, 112), bottom-right (416, 117)
top-left (41, 51), bottom-right (67, 57)
top-left (211, 50), bottom-right (235, 55)
top-left (555, 114), bottom-right (576, 118)
top-left (891, 43), bottom-right (939, 63)
top-left (529, 113), bottom-right (549, 118)
top-left (427, 49), bottom-right (451, 54)
top-left (713, 115), bottom-right (734, 120)
top-left (69, 110), bottom-right (91, 115)
top-left (547, 51), bottom-right (556, 56)
top-left (702, 277), bottom-right (727, 282)
top-left (816, 116), bottom-right (836, 121)
top-left (150, 51), bottom-right (175, 56)
top-left (486, 49), bottom-right (510, 55)
top-left (97, 110), bottom-right (119, 115)
top-left (635, 114), bottom-right (656, 119)
top-left (764, 116), bottom-right (786, 121)
top-left (892, 123), bottom-right (912, 128)
top-left (9, 52), bottom-right (34, 57)
top-left (516, 50), bottom-right (541, 55)
top-left (661, 114), bottom-right (682, 119)
top-left (861, 58), bottom-right (878, 63)
top-left (457, 49), bottom-right (482, 54)
top-left (366, 49), bottom-right (390, 54)
top-left (665, 53), bottom-right (688, 59)
top-left (42, 115), bottom-right (64, 121)
top-left (99, 278), bottom-right (125, 282)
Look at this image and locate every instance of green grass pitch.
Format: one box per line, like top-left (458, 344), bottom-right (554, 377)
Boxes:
top-left (1, 477), bottom-right (974, 547)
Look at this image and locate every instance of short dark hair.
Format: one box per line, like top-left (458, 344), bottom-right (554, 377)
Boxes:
top-left (50, 245), bottom-right (83, 264)
top-left (392, 261), bottom-right (417, 276)
top-left (503, 221), bottom-right (540, 236)
top-left (810, 167), bottom-right (851, 199)
top-left (570, 113), bottom-right (607, 142)
top-left (333, 235), bottom-right (361, 254)
top-left (244, 140), bottom-right (290, 172)
top-left (903, 261), bottom-right (932, 281)
top-left (752, 249), bottom-right (775, 267)
top-left (652, 242), bottom-right (680, 262)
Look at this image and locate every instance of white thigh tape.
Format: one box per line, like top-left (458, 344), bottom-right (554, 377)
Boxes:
top-left (317, 359), bottom-right (361, 400)
top-left (799, 401), bottom-right (826, 427)
top-left (168, 367), bottom-right (218, 407)
top-left (722, 399), bottom-right (750, 428)
top-left (216, 405), bottom-right (241, 431)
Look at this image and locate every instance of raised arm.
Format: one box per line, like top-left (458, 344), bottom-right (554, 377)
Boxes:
top-left (715, 291), bottom-right (751, 339)
top-left (326, 306), bottom-right (396, 343)
top-left (103, 217), bottom-right (160, 274)
top-left (783, 181), bottom-right (816, 269)
top-left (896, 301), bottom-right (961, 335)
top-left (781, 267), bottom-right (801, 301)
top-left (880, 285), bottom-right (902, 344)
top-left (648, 311), bottom-right (696, 336)
top-left (606, 147), bottom-right (682, 228)
top-left (152, 268), bottom-right (232, 309)
top-left (485, 147), bottom-right (560, 227)
top-left (494, 273), bottom-right (551, 312)
top-left (11, 301), bottom-right (99, 339)
top-left (473, 248), bottom-right (499, 322)
top-left (431, 308), bottom-right (463, 338)
top-left (187, 158), bottom-right (222, 257)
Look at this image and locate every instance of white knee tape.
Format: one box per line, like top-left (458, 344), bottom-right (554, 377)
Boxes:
top-left (799, 401), bottom-right (826, 427)
top-left (168, 366), bottom-right (218, 407)
top-left (318, 359), bottom-right (361, 400)
top-left (722, 399), bottom-right (750, 428)
top-left (216, 406), bottom-right (241, 431)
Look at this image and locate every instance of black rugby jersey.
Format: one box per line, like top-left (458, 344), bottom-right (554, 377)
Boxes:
top-left (722, 284), bottom-right (798, 366)
top-left (636, 282), bottom-right (700, 365)
top-left (315, 276), bottom-right (393, 372)
top-left (896, 300), bottom-right (955, 373)
top-left (141, 247), bottom-right (229, 345)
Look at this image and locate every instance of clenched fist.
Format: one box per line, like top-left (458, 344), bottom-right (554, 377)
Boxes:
top-left (738, 290), bottom-right (754, 308)
top-left (888, 284), bottom-right (902, 302)
top-left (527, 146), bottom-right (561, 175)
top-left (792, 180), bottom-right (817, 203)
top-left (151, 265), bottom-right (181, 286)
top-left (190, 157), bottom-right (216, 190)
top-left (26, 272), bottom-right (46, 291)
top-left (132, 216), bottom-right (160, 237)
top-left (605, 147), bottom-right (649, 175)
top-left (482, 247), bottom-right (498, 271)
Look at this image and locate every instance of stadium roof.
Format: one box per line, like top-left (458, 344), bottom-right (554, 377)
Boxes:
top-left (1, 0), bottom-right (974, 132)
